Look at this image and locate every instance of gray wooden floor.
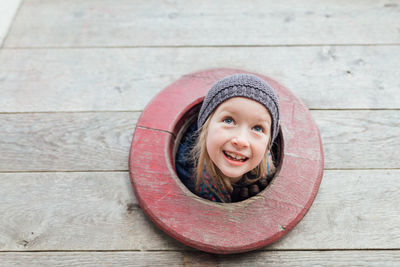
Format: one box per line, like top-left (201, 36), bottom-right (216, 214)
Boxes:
top-left (1, 0), bottom-right (400, 266)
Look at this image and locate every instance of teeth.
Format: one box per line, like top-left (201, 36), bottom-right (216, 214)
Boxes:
top-left (225, 151), bottom-right (247, 161)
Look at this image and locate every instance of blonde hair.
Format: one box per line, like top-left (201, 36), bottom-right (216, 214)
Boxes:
top-left (191, 112), bottom-right (276, 202)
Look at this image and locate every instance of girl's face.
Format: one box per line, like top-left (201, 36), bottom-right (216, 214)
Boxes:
top-left (206, 97), bottom-right (272, 183)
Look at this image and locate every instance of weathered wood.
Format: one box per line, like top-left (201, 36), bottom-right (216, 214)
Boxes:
top-left (0, 172), bottom-right (184, 251)
top-left (0, 251), bottom-right (399, 266)
top-left (4, 0), bottom-right (400, 47)
top-left (0, 110), bottom-right (399, 171)
top-left (0, 0), bottom-right (21, 46)
top-left (0, 170), bottom-right (399, 250)
top-left (313, 110), bottom-right (400, 169)
top-left (271, 169), bottom-right (400, 249)
top-left (1, 46), bottom-right (399, 111)
top-left (0, 252), bottom-right (190, 266)
top-left (130, 69), bottom-right (324, 254)
top-left (0, 112), bottom-right (139, 171)
top-left (217, 250), bottom-right (400, 266)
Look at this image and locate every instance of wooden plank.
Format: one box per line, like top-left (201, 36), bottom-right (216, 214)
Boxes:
top-left (0, 252), bottom-right (186, 266)
top-left (217, 250), bottom-right (400, 266)
top-left (0, 112), bottom-right (139, 171)
top-left (0, 0), bottom-right (21, 46)
top-left (0, 170), bottom-right (399, 250)
top-left (0, 251), bottom-right (399, 266)
top-left (1, 46), bottom-right (399, 112)
top-left (4, 0), bottom-right (400, 47)
top-left (0, 172), bottom-right (184, 251)
top-left (313, 110), bottom-right (400, 169)
top-left (0, 110), bottom-right (399, 172)
top-left (270, 169), bottom-right (400, 249)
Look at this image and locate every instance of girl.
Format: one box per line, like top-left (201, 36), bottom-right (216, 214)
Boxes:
top-left (191, 73), bottom-right (280, 203)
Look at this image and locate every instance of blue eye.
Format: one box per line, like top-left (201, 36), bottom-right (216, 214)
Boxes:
top-left (223, 117), bottom-right (234, 124)
top-left (253, 125), bottom-right (263, 132)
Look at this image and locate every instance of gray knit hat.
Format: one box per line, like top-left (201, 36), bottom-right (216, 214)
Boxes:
top-left (198, 73), bottom-right (280, 145)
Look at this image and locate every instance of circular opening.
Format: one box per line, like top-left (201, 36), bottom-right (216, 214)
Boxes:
top-left (130, 68), bottom-right (324, 254)
top-left (173, 102), bottom-right (283, 203)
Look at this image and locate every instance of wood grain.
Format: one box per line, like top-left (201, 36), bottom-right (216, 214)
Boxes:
top-left (313, 110), bottom-right (400, 169)
top-left (0, 172), bottom-right (184, 251)
top-left (0, 0), bottom-right (21, 46)
top-left (4, 0), bottom-right (400, 47)
top-left (218, 250), bottom-right (400, 266)
top-left (0, 170), bottom-right (399, 251)
top-left (1, 46), bottom-right (399, 112)
top-left (271, 169), bottom-right (400, 250)
top-left (0, 110), bottom-right (399, 171)
top-left (0, 112), bottom-right (139, 171)
top-left (0, 251), bottom-right (399, 266)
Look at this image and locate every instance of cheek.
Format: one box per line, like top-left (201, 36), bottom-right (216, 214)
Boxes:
top-left (252, 139), bottom-right (269, 162)
top-left (205, 121), bottom-right (217, 161)
top-left (206, 129), bottom-right (226, 160)
top-left (205, 132), bottom-right (218, 160)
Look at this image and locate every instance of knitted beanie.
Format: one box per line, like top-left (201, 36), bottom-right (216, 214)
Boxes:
top-left (198, 73), bottom-right (280, 145)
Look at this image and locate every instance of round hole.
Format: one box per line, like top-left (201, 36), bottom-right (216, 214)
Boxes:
top-left (173, 103), bottom-right (284, 201)
top-left (129, 68), bottom-right (324, 254)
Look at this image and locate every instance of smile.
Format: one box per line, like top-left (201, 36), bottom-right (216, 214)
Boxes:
top-left (223, 151), bottom-right (248, 162)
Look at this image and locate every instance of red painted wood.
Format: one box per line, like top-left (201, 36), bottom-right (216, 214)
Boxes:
top-left (129, 68), bottom-right (324, 254)
top-left (137, 68), bottom-right (298, 137)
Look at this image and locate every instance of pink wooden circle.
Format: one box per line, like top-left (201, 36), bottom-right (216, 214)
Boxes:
top-left (129, 68), bottom-right (324, 254)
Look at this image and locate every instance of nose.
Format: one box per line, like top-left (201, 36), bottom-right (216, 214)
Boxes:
top-left (231, 130), bottom-right (249, 148)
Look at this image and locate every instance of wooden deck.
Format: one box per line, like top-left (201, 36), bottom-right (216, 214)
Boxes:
top-left (1, 0), bottom-right (399, 265)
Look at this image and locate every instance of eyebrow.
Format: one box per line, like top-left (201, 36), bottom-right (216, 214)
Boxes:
top-left (254, 114), bottom-right (271, 123)
top-left (220, 109), bottom-right (272, 125)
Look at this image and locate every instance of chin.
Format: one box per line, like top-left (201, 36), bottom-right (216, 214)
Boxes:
top-left (221, 170), bottom-right (245, 181)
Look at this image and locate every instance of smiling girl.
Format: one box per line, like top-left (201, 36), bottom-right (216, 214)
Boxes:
top-left (191, 73), bottom-right (281, 203)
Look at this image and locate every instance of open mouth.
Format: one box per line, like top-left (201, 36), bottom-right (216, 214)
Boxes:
top-left (223, 151), bottom-right (248, 162)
